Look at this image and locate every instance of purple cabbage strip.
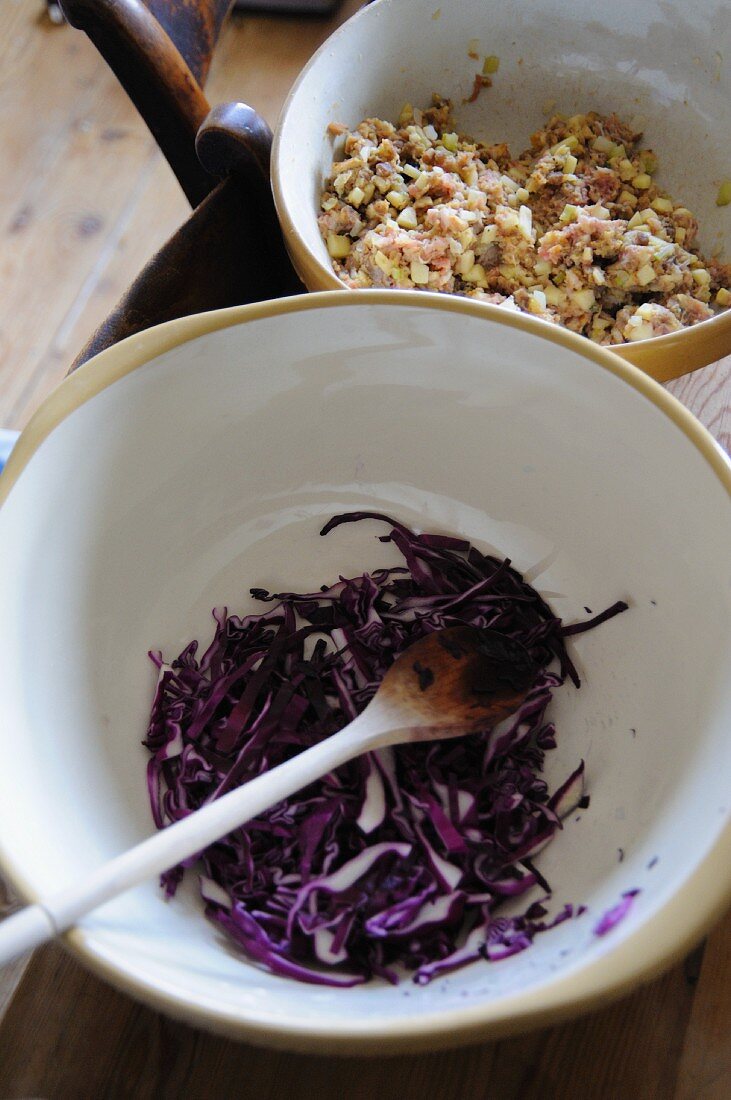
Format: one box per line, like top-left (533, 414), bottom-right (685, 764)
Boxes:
top-left (594, 890), bottom-right (640, 937)
top-left (144, 512), bottom-right (627, 985)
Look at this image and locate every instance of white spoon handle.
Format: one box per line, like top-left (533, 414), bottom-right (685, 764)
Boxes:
top-left (0, 904), bottom-right (56, 961)
top-left (0, 712), bottom-right (382, 967)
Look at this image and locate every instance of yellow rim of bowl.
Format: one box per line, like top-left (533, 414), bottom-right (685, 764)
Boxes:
top-left (1, 290), bottom-right (730, 1054)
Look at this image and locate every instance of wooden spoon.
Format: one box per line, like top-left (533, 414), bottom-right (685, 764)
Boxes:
top-left (0, 626), bottom-right (536, 965)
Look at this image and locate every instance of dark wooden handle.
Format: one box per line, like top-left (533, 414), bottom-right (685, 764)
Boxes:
top-left (196, 102), bottom-right (273, 185)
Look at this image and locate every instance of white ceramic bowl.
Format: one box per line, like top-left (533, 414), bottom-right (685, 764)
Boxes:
top-left (272, 0), bottom-right (731, 381)
top-left (0, 293), bottom-right (729, 1053)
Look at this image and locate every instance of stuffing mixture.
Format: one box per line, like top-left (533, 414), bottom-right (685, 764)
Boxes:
top-left (319, 98), bottom-right (730, 344)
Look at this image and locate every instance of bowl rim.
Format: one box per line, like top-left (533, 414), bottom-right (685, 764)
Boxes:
top-left (1, 290), bottom-right (730, 1054)
top-left (269, 0), bottom-right (731, 382)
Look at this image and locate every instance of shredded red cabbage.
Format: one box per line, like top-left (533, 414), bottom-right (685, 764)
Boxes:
top-left (144, 512), bottom-right (627, 985)
top-left (594, 890), bottom-right (640, 936)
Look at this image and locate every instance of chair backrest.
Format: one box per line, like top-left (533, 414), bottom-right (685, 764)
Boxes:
top-left (137, 0), bottom-right (231, 83)
top-left (59, 0), bottom-right (234, 205)
top-left (58, 0), bottom-right (302, 373)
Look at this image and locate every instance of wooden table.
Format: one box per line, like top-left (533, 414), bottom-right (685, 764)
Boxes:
top-left (0, 3), bottom-right (729, 1096)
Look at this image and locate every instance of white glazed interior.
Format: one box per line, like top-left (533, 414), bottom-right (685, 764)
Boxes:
top-left (0, 295), bottom-right (729, 1048)
top-left (274, 0), bottom-right (730, 286)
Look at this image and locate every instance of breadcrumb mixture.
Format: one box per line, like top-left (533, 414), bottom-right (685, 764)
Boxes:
top-left (319, 98), bottom-right (730, 344)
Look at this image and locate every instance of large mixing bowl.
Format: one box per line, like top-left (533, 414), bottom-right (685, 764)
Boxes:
top-left (272, 0), bottom-right (731, 381)
top-left (0, 293), bottom-right (729, 1052)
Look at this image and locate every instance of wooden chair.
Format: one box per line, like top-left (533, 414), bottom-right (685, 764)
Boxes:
top-left (58, 0), bottom-right (302, 369)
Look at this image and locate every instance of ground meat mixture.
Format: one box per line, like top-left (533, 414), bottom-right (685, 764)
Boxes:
top-left (319, 98), bottom-right (730, 345)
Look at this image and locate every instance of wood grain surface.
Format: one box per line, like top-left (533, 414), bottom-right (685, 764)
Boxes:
top-left (0, 2), bottom-right (729, 1096)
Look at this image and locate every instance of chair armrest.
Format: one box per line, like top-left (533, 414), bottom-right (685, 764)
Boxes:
top-left (196, 102), bottom-right (273, 184)
top-left (68, 179), bottom-right (302, 373)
